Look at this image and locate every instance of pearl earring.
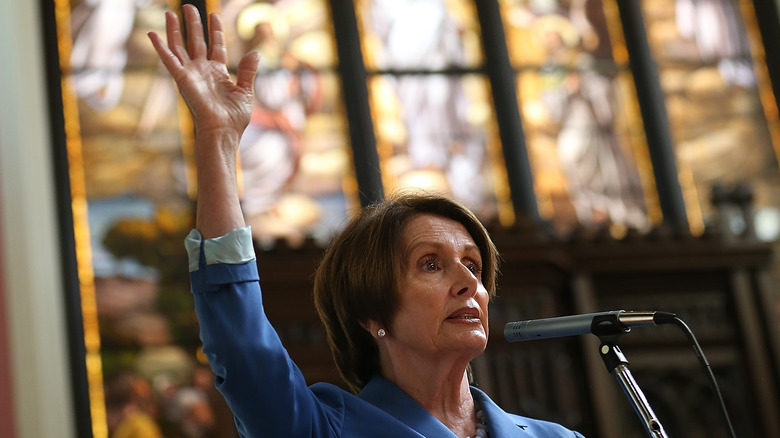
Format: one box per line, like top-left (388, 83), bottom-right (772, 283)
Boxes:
top-left (377, 328), bottom-right (386, 338)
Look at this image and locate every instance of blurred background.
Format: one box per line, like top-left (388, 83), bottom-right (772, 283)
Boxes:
top-left (1, 0), bottom-right (779, 437)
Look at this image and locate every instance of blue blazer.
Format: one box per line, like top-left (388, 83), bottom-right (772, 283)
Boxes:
top-left (186, 228), bottom-right (585, 437)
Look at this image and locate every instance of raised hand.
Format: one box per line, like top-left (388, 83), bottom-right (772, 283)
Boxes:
top-left (148, 4), bottom-right (260, 139)
top-left (148, 4), bottom-right (259, 238)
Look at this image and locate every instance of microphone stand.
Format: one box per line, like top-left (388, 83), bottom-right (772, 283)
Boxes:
top-left (592, 314), bottom-right (669, 438)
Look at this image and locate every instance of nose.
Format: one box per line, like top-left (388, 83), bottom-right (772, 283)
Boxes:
top-left (453, 262), bottom-right (479, 297)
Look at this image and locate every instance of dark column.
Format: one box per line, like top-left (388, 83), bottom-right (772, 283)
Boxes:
top-left (330, 0), bottom-right (384, 206)
top-left (39, 0), bottom-right (93, 436)
top-left (474, 0), bottom-right (540, 221)
top-left (752, 0), bottom-right (780, 116)
top-left (616, 1), bottom-right (689, 229)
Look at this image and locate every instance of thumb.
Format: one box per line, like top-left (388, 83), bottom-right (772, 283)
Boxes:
top-left (236, 51), bottom-right (260, 94)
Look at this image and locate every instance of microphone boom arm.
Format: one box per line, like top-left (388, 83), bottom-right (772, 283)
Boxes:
top-left (503, 311), bottom-right (670, 437)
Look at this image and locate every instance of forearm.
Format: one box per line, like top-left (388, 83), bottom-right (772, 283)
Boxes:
top-left (194, 128), bottom-right (245, 238)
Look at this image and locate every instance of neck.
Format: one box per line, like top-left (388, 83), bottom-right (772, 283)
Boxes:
top-left (380, 354), bottom-right (477, 437)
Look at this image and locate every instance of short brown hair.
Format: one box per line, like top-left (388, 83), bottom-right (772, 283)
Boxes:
top-left (313, 192), bottom-right (499, 393)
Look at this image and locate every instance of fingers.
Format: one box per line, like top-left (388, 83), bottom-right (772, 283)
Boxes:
top-left (148, 30), bottom-right (183, 75)
top-left (164, 10), bottom-right (189, 63)
top-left (150, 6), bottom-right (242, 81)
top-left (236, 51), bottom-right (261, 93)
top-left (154, 6), bottom-right (231, 64)
top-left (183, 4), bottom-right (208, 60)
top-left (208, 13), bottom-right (227, 64)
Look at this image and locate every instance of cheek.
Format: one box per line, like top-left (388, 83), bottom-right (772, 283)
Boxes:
top-left (478, 288), bottom-right (490, 327)
top-left (402, 289), bottom-right (447, 333)
top-left (477, 285), bottom-right (490, 306)
top-left (394, 287), bottom-right (438, 325)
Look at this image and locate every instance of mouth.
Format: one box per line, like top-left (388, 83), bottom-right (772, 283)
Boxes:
top-left (446, 308), bottom-right (480, 321)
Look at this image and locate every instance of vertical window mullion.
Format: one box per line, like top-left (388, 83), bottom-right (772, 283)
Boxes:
top-left (474, 0), bottom-right (540, 222)
top-left (330, 0), bottom-right (384, 207)
top-left (615, 1), bottom-right (689, 230)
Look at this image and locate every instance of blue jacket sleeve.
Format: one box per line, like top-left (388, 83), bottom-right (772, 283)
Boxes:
top-left (185, 228), bottom-right (342, 438)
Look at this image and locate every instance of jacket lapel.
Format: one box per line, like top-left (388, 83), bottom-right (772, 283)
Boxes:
top-left (471, 386), bottom-right (531, 437)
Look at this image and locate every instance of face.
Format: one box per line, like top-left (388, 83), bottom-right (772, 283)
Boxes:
top-left (385, 213), bottom-right (490, 362)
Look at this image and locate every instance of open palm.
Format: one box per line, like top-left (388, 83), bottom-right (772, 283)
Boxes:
top-left (148, 5), bottom-right (259, 138)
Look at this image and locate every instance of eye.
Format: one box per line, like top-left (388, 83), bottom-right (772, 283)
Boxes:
top-left (421, 257), bottom-right (438, 272)
top-left (465, 261), bottom-right (482, 276)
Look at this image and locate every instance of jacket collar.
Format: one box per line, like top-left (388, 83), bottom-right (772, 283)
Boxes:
top-left (358, 376), bottom-right (532, 437)
top-left (358, 376), bottom-right (458, 437)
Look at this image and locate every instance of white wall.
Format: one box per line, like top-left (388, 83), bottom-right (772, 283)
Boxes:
top-left (0, 1), bottom-right (76, 437)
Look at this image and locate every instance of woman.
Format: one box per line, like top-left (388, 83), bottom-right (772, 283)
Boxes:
top-left (148, 5), bottom-right (585, 437)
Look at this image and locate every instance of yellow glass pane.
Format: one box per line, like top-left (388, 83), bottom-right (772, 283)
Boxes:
top-left (220, 0), bottom-right (338, 70)
top-left (499, 0), bottom-right (617, 68)
top-left (218, 0), bottom-right (355, 245)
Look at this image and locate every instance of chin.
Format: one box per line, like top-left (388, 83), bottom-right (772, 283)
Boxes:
top-left (462, 331), bottom-right (488, 352)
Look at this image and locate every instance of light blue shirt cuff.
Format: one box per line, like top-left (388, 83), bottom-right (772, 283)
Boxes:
top-left (185, 226), bottom-right (256, 272)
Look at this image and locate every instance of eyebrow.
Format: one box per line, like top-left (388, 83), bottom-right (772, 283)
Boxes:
top-left (405, 240), bottom-right (481, 258)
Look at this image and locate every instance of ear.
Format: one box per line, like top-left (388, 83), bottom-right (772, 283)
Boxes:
top-left (362, 319), bottom-right (385, 339)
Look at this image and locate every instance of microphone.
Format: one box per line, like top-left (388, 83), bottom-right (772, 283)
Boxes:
top-left (504, 310), bottom-right (663, 342)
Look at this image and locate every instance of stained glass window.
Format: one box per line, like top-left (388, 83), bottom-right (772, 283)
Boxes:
top-left (57, 1), bottom-right (350, 437)
top-left (500, 0), bottom-right (658, 235)
top-left (641, 0), bottom-right (780, 240)
top-left (356, 0), bottom-right (513, 224)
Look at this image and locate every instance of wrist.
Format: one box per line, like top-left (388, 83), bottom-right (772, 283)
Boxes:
top-left (195, 126), bottom-right (243, 146)
top-left (194, 128), bottom-right (242, 164)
